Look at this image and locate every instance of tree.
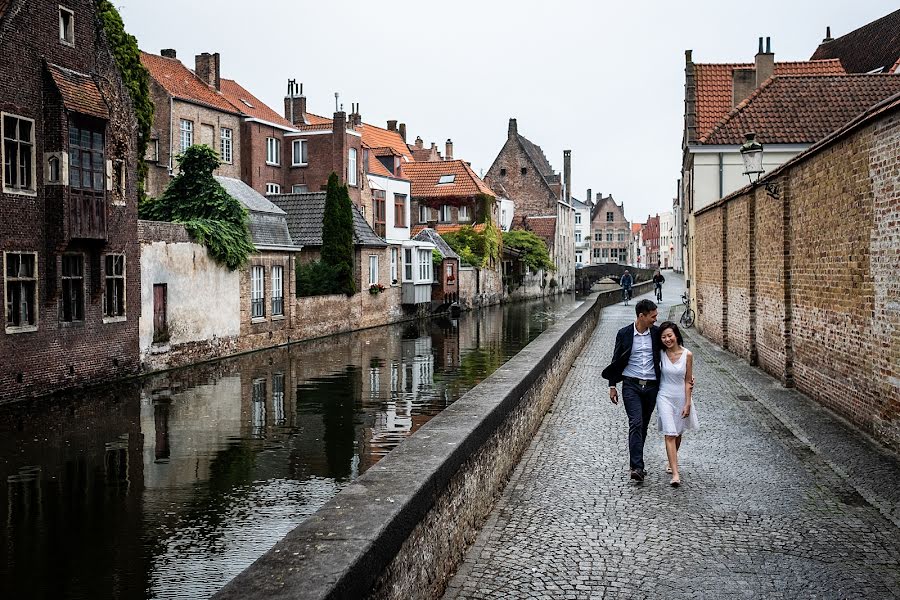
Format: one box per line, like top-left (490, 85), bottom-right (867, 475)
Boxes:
top-left (139, 145), bottom-right (255, 270)
top-left (321, 173), bottom-right (356, 295)
top-left (503, 230), bottom-right (554, 272)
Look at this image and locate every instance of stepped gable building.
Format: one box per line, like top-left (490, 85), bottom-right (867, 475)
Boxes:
top-left (588, 194), bottom-right (630, 265)
top-left (1, 0), bottom-right (141, 399)
top-left (810, 9), bottom-right (900, 74)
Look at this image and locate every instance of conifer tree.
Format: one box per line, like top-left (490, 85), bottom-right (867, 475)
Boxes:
top-left (321, 173), bottom-right (356, 295)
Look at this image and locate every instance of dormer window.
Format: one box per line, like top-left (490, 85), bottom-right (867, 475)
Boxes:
top-left (438, 174), bottom-right (455, 184)
top-left (59, 6), bottom-right (75, 46)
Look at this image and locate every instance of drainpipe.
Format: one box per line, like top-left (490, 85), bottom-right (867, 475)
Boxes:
top-left (168, 96), bottom-right (174, 175)
top-left (718, 152), bottom-right (724, 199)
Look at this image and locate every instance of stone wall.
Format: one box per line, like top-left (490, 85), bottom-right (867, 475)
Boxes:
top-left (458, 265), bottom-right (504, 309)
top-left (293, 286), bottom-right (405, 340)
top-left (693, 103), bottom-right (900, 452)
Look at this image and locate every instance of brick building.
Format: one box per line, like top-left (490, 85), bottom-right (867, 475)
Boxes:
top-left (642, 214), bottom-right (660, 268)
top-left (588, 194), bottom-right (630, 265)
top-left (0, 0), bottom-right (140, 399)
top-left (693, 91), bottom-right (900, 452)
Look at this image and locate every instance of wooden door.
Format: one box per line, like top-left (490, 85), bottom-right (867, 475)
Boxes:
top-left (153, 284), bottom-right (167, 339)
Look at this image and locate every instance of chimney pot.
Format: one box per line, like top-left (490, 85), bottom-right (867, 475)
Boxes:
top-left (415, 136), bottom-right (423, 149)
top-left (161, 48), bottom-right (177, 59)
top-left (563, 150), bottom-right (572, 202)
top-left (508, 118), bottom-right (518, 139)
top-left (685, 49), bottom-right (693, 63)
top-left (758, 37), bottom-right (764, 54)
top-left (445, 139), bottom-right (453, 160)
top-left (387, 120), bottom-right (397, 131)
top-left (399, 123), bottom-right (407, 143)
top-left (824, 26), bottom-right (833, 42)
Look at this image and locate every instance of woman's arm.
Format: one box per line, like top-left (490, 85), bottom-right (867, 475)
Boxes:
top-left (682, 351), bottom-right (694, 417)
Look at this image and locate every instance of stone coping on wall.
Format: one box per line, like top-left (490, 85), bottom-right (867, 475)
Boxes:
top-left (137, 219), bottom-right (192, 244)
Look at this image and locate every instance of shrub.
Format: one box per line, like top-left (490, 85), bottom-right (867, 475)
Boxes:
top-left (443, 224), bottom-right (501, 268)
top-left (296, 260), bottom-right (338, 297)
top-left (502, 230), bottom-right (555, 272)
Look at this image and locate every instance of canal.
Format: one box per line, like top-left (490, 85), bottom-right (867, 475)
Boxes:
top-left (0, 295), bottom-right (581, 600)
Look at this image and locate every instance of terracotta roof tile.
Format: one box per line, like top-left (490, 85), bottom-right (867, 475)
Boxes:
top-left (46, 63), bottom-right (109, 119)
top-left (305, 112), bottom-right (332, 126)
top-left (359, 124), bottom-right (412, 161)
top-left (811, 9), bottom-right (900, 74)
top-left (631, 223), bottom-right (642, 235)
top-left (367, 153), bottom-right (394, 178)
top-left (401, 160), bottom-right (495, 200)
top-left (522, 216), bottom-right (556, 249)
top-left (219, 79), bottom-right (293, 128)
top-left (693, 59), bottom-right (845, 142)
top-left (140, 51), bottom-right (239, 114)
top-left (704, 74), bottom-right (900, 145)
top-left (371, 146), bottom-right (400, 157)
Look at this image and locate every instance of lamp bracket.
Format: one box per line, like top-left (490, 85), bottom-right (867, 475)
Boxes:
top-left (765, 181), bottom-right (780, 199)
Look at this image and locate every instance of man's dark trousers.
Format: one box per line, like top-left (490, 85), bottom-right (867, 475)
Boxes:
top-left (622, 379), bottom-right (658, 471)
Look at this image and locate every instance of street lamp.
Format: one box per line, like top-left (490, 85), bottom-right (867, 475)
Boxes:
top-left (739, 131), bottom-right (764, 184)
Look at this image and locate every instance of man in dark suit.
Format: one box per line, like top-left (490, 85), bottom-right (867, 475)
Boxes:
top-left (601, 299), bottom-right (661, 482)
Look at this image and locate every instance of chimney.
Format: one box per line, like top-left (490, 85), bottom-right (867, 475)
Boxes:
top-left (508, 118), bottom-right (517, 139)
top-left (284, 80), bottom-right (307, 126)
top-left (563, 150), bottom-right (572, 202)
top-left (445, 139), bottom-right (454, 160)
top-left (349, 103), bottom-right (362, 128)
top-left (586, 188), bottom-right (592, 205)
top-left (755, 36), bottom-right (774, 88)
top-left (399, 123), bottom-right (407, 143)
top-left (387, 120), bottom-right (397, 131)
top-left (161, 48), bottom-right (177, 59)
top-left (332, 111), bottom-right (347, 180)
top-left (195, 52), bottom-right (221, 90)
top-left (823, 26), bottom-right (833, 43)
top-left (414, 136), bottom-right (424, 150)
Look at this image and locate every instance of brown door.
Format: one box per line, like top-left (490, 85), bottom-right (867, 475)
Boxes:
top-left (153, 284), bottom-right (167, 340)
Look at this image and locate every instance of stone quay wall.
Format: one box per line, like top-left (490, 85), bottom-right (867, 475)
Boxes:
top-left (694, 100), bottom-right (900, 452)
top-left (213, 286), bottom-right (647, 600)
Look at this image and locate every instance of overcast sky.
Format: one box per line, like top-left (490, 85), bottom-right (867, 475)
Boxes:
top-left (118, 1), bottom-right (896, 223)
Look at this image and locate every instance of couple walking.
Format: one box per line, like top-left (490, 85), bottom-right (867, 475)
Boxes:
top-left (602, 298), bottom-right (699, 486)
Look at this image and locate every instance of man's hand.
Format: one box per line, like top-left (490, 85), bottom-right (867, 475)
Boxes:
top-left (609, 387), bottom-right (619, 404)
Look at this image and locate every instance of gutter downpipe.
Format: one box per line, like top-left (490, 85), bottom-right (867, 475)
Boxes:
top-left (718, 152), bottom-right (724, 199)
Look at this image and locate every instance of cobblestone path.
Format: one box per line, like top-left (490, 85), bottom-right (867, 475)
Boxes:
top-left (445, 276), bottom-right (900, 599)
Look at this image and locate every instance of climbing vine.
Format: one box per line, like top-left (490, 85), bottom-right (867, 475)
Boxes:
top-left (442, 223), bottom-right (502, 269)
top-left (502, 230), bottom-right (555, 272)
top-left (96, 0), bottom-right (154, 199)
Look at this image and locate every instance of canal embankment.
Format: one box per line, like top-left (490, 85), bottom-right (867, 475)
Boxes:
top-left (214, 281), bottom-right (652, 600)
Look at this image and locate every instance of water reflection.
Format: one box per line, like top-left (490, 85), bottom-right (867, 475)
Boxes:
top-left (0, 295), bottom-right (580, 599)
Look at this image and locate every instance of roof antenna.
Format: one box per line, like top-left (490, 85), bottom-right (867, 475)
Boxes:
top-left (334, 92), bottom-right (339, 112)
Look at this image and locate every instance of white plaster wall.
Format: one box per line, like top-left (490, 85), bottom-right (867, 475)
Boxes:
top-left (369, 174), bottom-right (412, 243)
top-left (692, 148), bottom-right (805, 212)
top-left (498, 198), bottom-right (515, 232)
top-left (139, 241), bottom-right (241, 355)
top-left (659, 211), bottom-right (674, 269)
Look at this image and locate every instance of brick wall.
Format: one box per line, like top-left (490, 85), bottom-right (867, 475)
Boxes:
top-left (238, 251), bottom-right (297, 350)
top-left (693, 106), bottom-right (900, 452)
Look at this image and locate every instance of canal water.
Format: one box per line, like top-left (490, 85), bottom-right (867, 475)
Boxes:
top-left (0, 295), bottom-right (581, 600)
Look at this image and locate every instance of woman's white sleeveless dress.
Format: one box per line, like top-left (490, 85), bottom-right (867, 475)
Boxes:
top-left (657, 349), bottom-right (699, 435)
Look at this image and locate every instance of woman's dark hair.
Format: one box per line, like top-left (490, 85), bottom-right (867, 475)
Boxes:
top-left (658, 321), bottom-right (683, 346)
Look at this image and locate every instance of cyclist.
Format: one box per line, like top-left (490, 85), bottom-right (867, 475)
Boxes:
top-left (621, 270), bottom-right (634, 305)
top-left (653, 269), bottom-right (666, 302)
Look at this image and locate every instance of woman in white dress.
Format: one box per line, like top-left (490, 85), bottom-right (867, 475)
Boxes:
top-left (656, 321), bottom-right (698, 487)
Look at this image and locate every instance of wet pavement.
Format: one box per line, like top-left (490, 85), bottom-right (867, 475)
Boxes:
top-left (445, 274), bottom-right (900, 599)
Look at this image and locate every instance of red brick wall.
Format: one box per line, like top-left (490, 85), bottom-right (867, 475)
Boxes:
top-left (484, 137), bottom-right (557, 216)
top-left (725, 195), bottom-right (751, 362)
top-left (694, 207), bottom-right (725, 346)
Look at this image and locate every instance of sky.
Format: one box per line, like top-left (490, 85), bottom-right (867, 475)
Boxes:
top-left (118, 1), bottom-right (897, 223)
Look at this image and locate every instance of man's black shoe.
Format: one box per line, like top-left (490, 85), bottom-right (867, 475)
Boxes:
top-left (630, 469), bottom-right (645, 482)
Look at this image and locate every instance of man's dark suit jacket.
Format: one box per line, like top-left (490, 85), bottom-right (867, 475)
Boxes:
top-left (601, 323), bottom-right (663, 386)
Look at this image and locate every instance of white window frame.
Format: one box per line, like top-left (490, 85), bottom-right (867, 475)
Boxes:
top-left (292, 139), bottom-right (308, 166)
top-left (4, 251), bottom-right (39, 333)
top-left (348, 148), bottom-right (358, 186)
top-left (419, 204), bottom-right (429, 223)
top-left (368, 255), bottom-right (379, 286)
top-left (418, 248), bottom-right (432, 282)
top-left (266, 137), bottom-right (281, 166)
top-left (390, 247), bottom-right (398, 284)
top-left (575, 213), bottom-right (582, 225)
top-left (220, 127), bottom-right (233, 164)
top-left (458, 204), bottom-right (470, 222)
top-left (575, 231), bottom-right (582, 243)
top-left (403, 248), bottom-right (413, 282)
top-left (265, 183), bottom-right (281, 195)
top-left (102, 254), bottom-right (127, 322)
top-left (439, 204), bottom-right (451, 222)
top-left (271, 265), bottom-right (284, 316)
top-left (2, 112), bottom-right (37, 196)
top-left (179, 119), bottom-right (193, 152)
top-left (59, 6), bottom-right (75, 46)
top-left (251, 265), bottom-right (265, 320)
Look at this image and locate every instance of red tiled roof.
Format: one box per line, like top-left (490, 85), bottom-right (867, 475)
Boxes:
top-left (401, 160), bottom-right (495, 200)
top-left (360, 124), bottom-right (412, 161)
top-left (693, 59), bottom-right (845, 142)
top-left (367, 153), bottom-right (394, 178)
top-left (631, 223), bottom-right (642, 235)
top-left (811, 9), bottom-right (900, 74)
top-left (46, 63), bottom-right (109, 119)
top-left (219, 79), bottom-right (293, 128)
top-left (140, 51), bottom-right (238, 113)
top-left (305, 112), bottom-right (332, 126)
top-left (411, 223), bottom-right (486, 236)
top-left (371, 147), bottom-right (400, 157)
top-left (523, 216), bottom-right (556, 249)
top-left (704, 74), bottom-right (900, 145)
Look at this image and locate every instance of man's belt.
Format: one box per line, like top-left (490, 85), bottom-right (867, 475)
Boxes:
top-left (623, 376), bottom-right (656, 387)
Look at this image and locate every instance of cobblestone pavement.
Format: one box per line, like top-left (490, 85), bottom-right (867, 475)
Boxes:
top-left (444, 275), bottom-right (900, 599)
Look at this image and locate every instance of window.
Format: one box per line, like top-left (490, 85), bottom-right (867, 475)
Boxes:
top-left (438, 174), bottom-right (455, 184)
top-left (369, 255), bottom-right (379, 285)
top-left (394, 194), bottom-right (407, 227)
top-left (418, 248), bottom-right (432, 281)
top-left (47, 156), bottom-right (61, 183)
top-left (592, 248), bottom-right (600, 258)
top-left (59, 6), bottom-right (74, 45)
top-left (291, 139), bottom-right (308, 166)
top-left (272, 373), bottom-right (285, 425)
top-left (68, 122), bottom-right (104, 192)
top-left (500, 168), bottom-right (506, 176)
top-left (575, 213), bottom-right (582, 225)
top-left (61, 254), bottom-right (84, 322)
top-left (291, 184), bottom-right (308, 193)
top-left (251, 378), bottom-right (266, 436)
top-left (2, 114), bottom-right (35, 193)
top-left (606, 211), bottom-right (614, 222)
top-left (271, 265), bottom-right (284, 316)
top-left (390, 248), bottom-right (398, 284)
top-left (419, 204), bottom-right (429, 223)
top-left (251, 266), bottom-right (265, 318)
top-left (606, 232), bottom-right (613, 242)
top-left (148, 139), bottom-right (159, 162)
top-left (266, 137), bottom-right (281, 165)
top-left (458, 205), bottom-right (470, 222)
top-left (4, 252), bottom-right (37, 330)
top-left (403, 248), bottom-right (413, 281)
top-left (594, 232), bottom-right (602, 242)
top-left (603, 248), bottom-right (610, 259)
top-left (179, 119), bottom-right (193, 152)
top-left (520, 167), bottom-right (527, 175)
top-left (265, 183), bottom-right (281, 195)
top-left (348, 148), bottom-right (357, 186)
top-left (103, 255), bottom-right (125, 318)
top-left (575, 251), bottom-right (583, 264)
top-left (373, 189), bottom-right (386, 235)
top-left (618, 232), bottom-right (626, 242)
top-left (575, 231), bottom-right (582, 243)
top-left (220, 127), bottom-right (233, 163)
top-left (439, 205), bottom-right (451, 222)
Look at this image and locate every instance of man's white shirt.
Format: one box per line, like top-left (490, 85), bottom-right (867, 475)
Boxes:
top-left (621, 324), bottom-right (655, 381)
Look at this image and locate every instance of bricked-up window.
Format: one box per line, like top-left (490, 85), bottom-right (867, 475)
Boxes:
top-left (419, 204), bottom-right (429, 223)
top-left (271, 265), bottom-right (283, 316)
top-left (266, 137), bottom-right (281, 165)
top-left (373, 189), bottom-right (386, 236)
top-left (606, 211), bottom-right (614, 222)
top-left (3, 114), bottom-right (36, 193)
top-left (266, 183), bottom-right (280, 195)
top-left (394, 194), bottom-right (406, 227)
top-left (59, 6), bottom-right (74, 45)
top-left (348, 148), bottom-right (358, 186)
top-left (4, 252), bottom-right (37, 330)
top-left (179, 120), bottom-right (193, 152)
top-left (61, 254), bottom-right (84, 322)
top-left (251, 266), bottom-right (265, 318)
top-left (291, 139), bottom-right (308, 166)
top-left (369, 255), bottom-right (378, 286)
top-left (69, 123), bottom-right (104, 192)
top-left (104, 255), bottom-right (126, 318)
top-left (220, 127), bottom-right (232, 163)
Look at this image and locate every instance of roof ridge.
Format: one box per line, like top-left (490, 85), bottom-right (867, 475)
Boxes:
top-left (821, 8), bottom-right (900, 45)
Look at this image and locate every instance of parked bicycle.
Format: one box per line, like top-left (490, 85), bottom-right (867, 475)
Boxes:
top-left (679, 292), bottom-right (695, 328)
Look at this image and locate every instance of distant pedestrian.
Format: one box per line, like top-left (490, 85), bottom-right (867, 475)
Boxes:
top-left (655, 321), bottom-right (698, 487)
top-left (602, 299), bottom-right (662, 482)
